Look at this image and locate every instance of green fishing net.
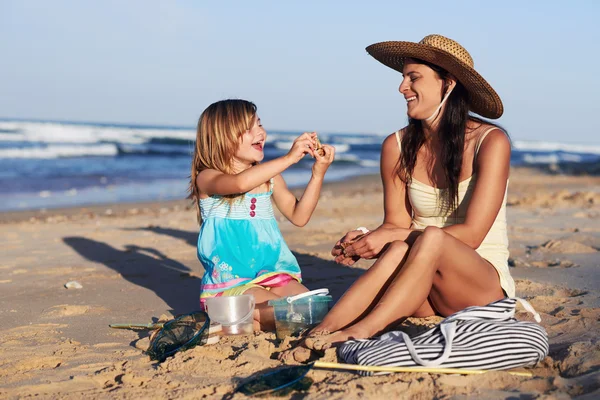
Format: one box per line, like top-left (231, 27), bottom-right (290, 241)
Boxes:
top-left (145, 311), bottom-right (210, 362)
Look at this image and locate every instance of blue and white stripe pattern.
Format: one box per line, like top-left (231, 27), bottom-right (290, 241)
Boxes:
top-left (337, 298), bottom-right (548, 375)
top-left (200, 191), bottom-right (275, 221)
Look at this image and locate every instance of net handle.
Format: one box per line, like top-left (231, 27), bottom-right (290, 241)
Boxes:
top-left (109, 323), bottom-right (163, 329)
top-left (313, 361), bottom-right (533, 377)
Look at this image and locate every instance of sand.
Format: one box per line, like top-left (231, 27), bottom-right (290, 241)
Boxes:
top-left (1, 167), bottom-right (599, 399)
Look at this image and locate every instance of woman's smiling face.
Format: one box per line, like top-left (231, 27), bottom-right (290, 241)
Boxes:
top-left (399, 58), bottom-right (450, 120)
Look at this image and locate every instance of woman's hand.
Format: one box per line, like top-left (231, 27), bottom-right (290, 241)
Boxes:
top-left (342, 228), bottom-right (396, 260)
top-left (285, 132), bottom-right (317, 164)
top-left (312, 144), bottom-right (335, 178)
top-left (331, 230), bottom-right (365, 266)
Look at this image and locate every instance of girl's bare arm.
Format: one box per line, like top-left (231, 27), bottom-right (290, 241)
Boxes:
top-left (196, 133), bottom-right (316, 196)
top-left (197, 157), bottom-right (294, 196)
top-left (271, 145), bottom-right (335, 227)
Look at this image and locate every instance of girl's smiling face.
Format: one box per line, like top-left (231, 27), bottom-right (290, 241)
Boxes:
top-left (234, 115), bottom-right (266, 168)
top-left (399, 58), bottom-right (451, 120)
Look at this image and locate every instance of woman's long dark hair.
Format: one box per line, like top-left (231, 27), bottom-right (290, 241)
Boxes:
top-left (397, 59), bottom-right (504, 215)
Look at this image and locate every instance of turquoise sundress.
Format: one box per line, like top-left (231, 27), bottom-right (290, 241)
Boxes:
top-left (197, 181), bottom-right (301, 301)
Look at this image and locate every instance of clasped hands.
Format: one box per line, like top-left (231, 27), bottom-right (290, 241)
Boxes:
top-left (331, 228), bottom-right (393, 266)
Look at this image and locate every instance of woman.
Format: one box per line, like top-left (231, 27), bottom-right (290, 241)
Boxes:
top-left (286, 34), bottom-right (515, 355)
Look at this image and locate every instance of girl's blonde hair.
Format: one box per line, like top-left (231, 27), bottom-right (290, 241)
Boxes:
top-left (189, 99), bottom-right (257, 224)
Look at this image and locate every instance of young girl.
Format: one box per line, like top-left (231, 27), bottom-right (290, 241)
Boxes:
top-left (189, 99), bottom-right (335, 331)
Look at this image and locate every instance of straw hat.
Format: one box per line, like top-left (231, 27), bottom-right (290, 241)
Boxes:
top-left (366, 34), bottom-right (503, 119)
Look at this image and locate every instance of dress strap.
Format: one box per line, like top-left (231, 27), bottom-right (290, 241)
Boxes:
top-left (474, 127), bottom-right (498, 159)
top-left (268, 177), bottom-right (275, 193)
top-left (394, 130), bottom-right (402, 152)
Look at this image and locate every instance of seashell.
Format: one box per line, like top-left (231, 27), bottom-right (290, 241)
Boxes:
top-left (64, 281), bottom-right (83, 289)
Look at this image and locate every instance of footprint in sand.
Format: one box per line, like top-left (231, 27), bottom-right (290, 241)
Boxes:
top-left (559, 233), bottom-right (600, 249)
top-left (9, 356), bottom-right (64, 375)
top-left (38, 266), bottom-right (97, 275)
top-left (538, 239), bottom-right (597, 254)
top-left (42, 304), bottom-right (108, 318)
top-left (529, 260), bottom-right (579, 268)
top-left (509, 257), bottom-right (578, 268)
top-left (515, 279), bottom-right (587, 298)
top-left (11, 269), bottom-right (28, 275)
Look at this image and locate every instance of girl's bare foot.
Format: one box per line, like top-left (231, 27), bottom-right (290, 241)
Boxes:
top-left (304, 327), bottom-right (371, 351)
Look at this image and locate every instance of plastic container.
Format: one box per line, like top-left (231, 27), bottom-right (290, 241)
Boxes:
top-left (204, 294), bottom-right (255, 335)
top-left (268, 289), bottom-right (332, 340)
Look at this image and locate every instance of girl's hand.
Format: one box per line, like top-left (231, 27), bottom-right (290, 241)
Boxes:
top-left (342, 228), bottom-right (392, 260)
top-left (312, 144), bottom-right (335, 177)
top-left (285, 132), bottom-right (317, 164)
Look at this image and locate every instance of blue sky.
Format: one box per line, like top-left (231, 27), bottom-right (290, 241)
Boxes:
top-left (1, 0), bottom-right (598, 143)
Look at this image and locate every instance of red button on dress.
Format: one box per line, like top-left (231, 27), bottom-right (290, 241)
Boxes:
top-left (250, 211), bottom-right (256, 217)
top-left (250, 204), bottom-right (256, 210)
top-left (251, 198), bottom-right (257, 203)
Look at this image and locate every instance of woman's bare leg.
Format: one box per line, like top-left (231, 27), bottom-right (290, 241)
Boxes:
top-left (279, 241), bottom-right (416, 363)
top-left (411, 297), bottom-right (437, 318)
top-left (306, 226), bottom-right (504, 350)
top-left (312, 241), bottom-right (411, 333)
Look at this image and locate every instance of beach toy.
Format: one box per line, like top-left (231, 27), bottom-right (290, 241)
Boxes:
top-left (204, 294), bottom-right (255, 336)
top-left (109, 310), bottom-right (212, 362)
top-left (268, 289), bottom-right (332, 341)
top-left (109, 318), bottom-right (221, 346)
top-left (235, 362), bottom-right (534, 396)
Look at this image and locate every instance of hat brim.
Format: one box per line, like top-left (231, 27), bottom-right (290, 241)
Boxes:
top-left (366, 41), bottom-right (503, 119)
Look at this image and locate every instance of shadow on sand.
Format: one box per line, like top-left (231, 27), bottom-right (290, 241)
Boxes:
top-left (122, 225), bottom-right (198, 247)
top-left (63, 226), bottom-right (365, 316)
top-left (121, 225), bottom-right (366, 301)
top-left (63, 237), bottom-right (201, 315)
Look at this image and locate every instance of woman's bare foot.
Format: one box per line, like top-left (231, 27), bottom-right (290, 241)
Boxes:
top-left (278, 345), bottom-right (313, 363)
top-left (277, 329), bottom-right (331, 364)
top-left (304, 327), bottom-right (371, 351)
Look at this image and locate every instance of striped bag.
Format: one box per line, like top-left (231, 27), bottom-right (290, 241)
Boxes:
top-left (337, 298), bottom-right (548, 375)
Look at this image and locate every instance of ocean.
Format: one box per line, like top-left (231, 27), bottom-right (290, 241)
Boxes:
top-left (1, 119), bottom-right (599, 212)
